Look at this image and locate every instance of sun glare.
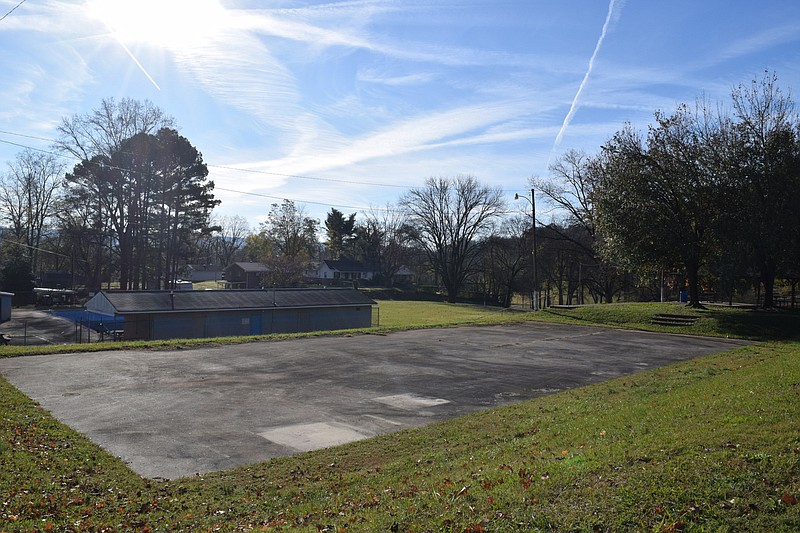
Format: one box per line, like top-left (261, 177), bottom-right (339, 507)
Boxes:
top-left (87, 0), bottom-right (228, 50)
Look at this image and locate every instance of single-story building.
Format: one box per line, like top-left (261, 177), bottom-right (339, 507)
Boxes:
top-left (85, 288), bottom-right (376, 341)
top-left (311, 260), bottom-right (414, 287)
top-left (314, 259), bottom-right (375, 282)
top-left (391, 266), bottom-right (415, 286)
top-left (34, 287), bottom-right (79, 306)
top-left (187, 264), bottom-right (225, 282)
top-left (223, 262), bottom-right (270, 289)
top-left (0, 292), bottom-right (13, 323)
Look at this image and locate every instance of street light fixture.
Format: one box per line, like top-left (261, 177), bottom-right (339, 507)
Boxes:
top-left (515, 188), bottom-right (538, 311)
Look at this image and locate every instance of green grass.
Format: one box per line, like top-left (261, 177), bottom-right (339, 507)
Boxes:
top-left (376, 301), bottom-right (527, 328)
top-left (539, 303), bottom-right (800, 340)
top-left (1, 302), bottom-right (800, 530)
top-left (5, 300), bottom-right (795, 359)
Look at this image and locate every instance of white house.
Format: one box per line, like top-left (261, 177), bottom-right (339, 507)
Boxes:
top-left (313, 259), bottom-right (375, 282)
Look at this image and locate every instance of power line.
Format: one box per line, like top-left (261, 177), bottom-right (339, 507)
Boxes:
top-left (0, 0), bottom-right (26, 23)
top-left (0, 129), bottom-right (409, 189)
top-left (0, 237), bottom-right (88, 263)
top-left (214, 187), bottom-right (391, 213)
top-left (0, 138), bottom-right (54, 153)
top-left (0, 129), bottom-right (54, 143)
top-left (207, 164), bottom-right (407, 189)
top-left (0, 129), bottom-right (535, 214)
top-left (0, 135), bottom-right (395, 213)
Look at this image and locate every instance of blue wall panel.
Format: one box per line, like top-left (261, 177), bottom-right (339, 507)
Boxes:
top-left (141, 306), bottom-right (373, 341)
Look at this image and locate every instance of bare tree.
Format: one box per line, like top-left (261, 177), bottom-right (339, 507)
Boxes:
top-left (56, 97), bottom-right (174, 160)
top-left (352, 204), bottom-right (412, 286)
top-left (401, 175), bottom-right (504, 303)
top-left (0, 149), bottom-right (64, 275)
top-left (481, 215), bottom-right (529, 307)
top-left (538, 149), bottom-right (621, 303)
top-left (212, 215), bottom-right (249, 267)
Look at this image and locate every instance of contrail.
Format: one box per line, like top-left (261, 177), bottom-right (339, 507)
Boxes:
top-left (115, 38), bottom-right (162, 91)
top-left (102, 21), bottom-right (162, 91)
top-left (551, 0), bottom-right (619, 156)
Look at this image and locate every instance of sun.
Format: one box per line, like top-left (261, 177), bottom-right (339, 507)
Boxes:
top-left (87, 0), bottom-right (229, 50)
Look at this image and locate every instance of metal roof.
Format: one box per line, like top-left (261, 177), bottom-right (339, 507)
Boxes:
top-left (227, 262), bottom-right (270, 272)
top-left (322, 259), bottom-right (376, 272)
top-left (86, 288), bottom-right (376, 315)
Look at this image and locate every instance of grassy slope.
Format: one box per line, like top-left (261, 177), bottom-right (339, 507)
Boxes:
top-left (1, 302), bottom-right (799, 531)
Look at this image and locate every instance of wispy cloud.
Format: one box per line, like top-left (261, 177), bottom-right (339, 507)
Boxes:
top-left (713, 23), bottom-right (800, 66)
top-left (234, 96), bottom-right (555, 182)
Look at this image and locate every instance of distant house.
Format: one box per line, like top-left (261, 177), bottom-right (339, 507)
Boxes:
top-left (37, 270), bottom-right (73, 289)
top-left (314, 259), bottom-right (375, 282)
top-left (391, 266), bottom-right (415, 287)
top-left (312, 259), bottom-right (414, 287)
top-left (33, 287), bottom-right (78, 306)
top-left (223, 262), bottom-right (269, 289)
top-left (85, 288), bottom-right (376, 341)
top-left (187, 264), bottom-right (225, 283)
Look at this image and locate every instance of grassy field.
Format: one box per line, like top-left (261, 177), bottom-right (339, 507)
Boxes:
top-left (1, 302), bottom-right (799, 531)
top-left (1, 300), bottom-right (794, 359)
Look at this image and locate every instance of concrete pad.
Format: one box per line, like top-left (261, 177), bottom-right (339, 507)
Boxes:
top-left (259, 422), bottom-right (369, 452)
top-left (372, 393), bottom-right (450, 410)
top-left (0, 322), bottom-right (751, 479)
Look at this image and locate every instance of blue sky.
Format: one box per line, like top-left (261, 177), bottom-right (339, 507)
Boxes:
top-left (1, 0), bottom-right (799, 229)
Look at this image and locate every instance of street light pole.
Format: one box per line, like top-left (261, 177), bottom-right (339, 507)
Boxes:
top-left (515, 188), bottom-right (538, 311)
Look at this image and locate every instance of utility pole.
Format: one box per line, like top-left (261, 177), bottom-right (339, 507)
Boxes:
top-left (515, 189), bottom-right (538, 310)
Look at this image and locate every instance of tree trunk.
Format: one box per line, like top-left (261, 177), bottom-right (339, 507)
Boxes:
top-left (446, 289), bottom-right (457, 304)
top-left (685, 258), bottom-right (705, 309)
top-left (760, 259), bottom-right (777, 308)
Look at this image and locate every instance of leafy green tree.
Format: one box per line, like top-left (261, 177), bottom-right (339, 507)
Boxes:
top-left (0, 243), bottom-right (35, 294)
top-left (57, 98), bottom-right (176, 291)
top-left (324, 208), bottom-right (356, 260)
top-left (256, 200), bottom-right (319, 286)
top-left (596, 102), bottom-right (723, 308)
top-left (63, 128), bottom-right (218, 290)
top-left (726, 72), bottom-right (800, 308)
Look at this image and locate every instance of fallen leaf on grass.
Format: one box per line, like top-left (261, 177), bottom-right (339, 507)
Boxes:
top-left (662, 520), bottom-right (685, 532)
top-left (782, 493), bottom-right (798, 506)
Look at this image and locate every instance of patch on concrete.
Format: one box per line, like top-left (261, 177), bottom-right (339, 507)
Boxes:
top-left (531, 388), bottom-right (562, 394)
top-left (372, 393), bottom-right (450, 410)
top-left (258, 422), bottom-right (368, 452)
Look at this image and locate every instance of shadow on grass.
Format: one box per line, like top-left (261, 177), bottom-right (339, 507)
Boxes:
top-left (539, 303), bottom-right (800, 342)
top-left (705, 307), bottom-right (800, 341)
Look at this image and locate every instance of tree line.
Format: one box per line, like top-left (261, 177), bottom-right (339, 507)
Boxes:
top-left (1, 72), bottom-right (798, 309)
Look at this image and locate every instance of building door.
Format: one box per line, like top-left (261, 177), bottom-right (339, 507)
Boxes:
top-left (249, 313), bottom-right (262, 335)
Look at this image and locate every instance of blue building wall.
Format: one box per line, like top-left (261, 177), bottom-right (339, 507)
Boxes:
top-left (123, 305), bottom-right (373, 341)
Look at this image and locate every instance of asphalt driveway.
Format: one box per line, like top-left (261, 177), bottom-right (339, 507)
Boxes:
top-left (0, 322), bottom-right (750, 479)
